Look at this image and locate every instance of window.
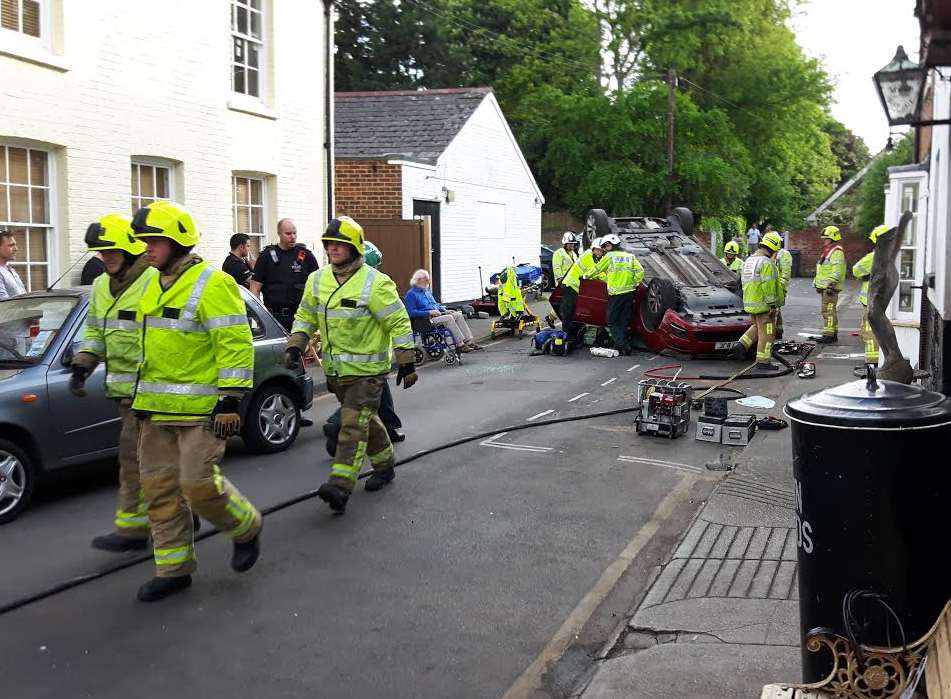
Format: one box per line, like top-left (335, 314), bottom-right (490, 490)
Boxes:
top-left (232, 175), bottom-right (266, 254)
top-left (898, 181), bottom-right (919, 313)
top-left (130, 161), bottom-right (173, 214)
top-left (231, 0), bottom-right (263, 98)
top-left (1, 0), bottom-right (41, 38)
top-left (0, 145), bottom-right (52, 291)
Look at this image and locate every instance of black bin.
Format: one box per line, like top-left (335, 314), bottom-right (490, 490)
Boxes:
top-left (789, 249), bottom-right (801, 278)
top-left (785, 377), bottom-right (951, 682)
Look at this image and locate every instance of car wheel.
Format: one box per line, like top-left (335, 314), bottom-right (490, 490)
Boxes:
top-left (642, 278), bottom-right (679, 332)
top-left (0, 439), bottom-right (35, 525)
top-left (584, 209), bottom-right (613, 245)
top-left (243, 384), bottom-right (301, 454)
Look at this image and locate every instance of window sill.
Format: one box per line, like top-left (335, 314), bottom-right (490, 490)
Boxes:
top-left (0, 35), bottom-right (69, 72)
top-left (227, 95), bottom-right (277, 121)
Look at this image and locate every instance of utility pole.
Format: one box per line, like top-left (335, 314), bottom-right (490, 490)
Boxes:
top-left (664, 69), bottom-right (676, 215)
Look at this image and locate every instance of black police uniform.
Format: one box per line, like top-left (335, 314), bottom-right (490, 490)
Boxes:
top-left (222, 253), bottom-right (253, 288)
top-left (251, 243), bottom-right (319, 331)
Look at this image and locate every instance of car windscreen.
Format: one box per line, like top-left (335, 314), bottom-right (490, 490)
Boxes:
top-left (0, 296), bottom-right (80, 364)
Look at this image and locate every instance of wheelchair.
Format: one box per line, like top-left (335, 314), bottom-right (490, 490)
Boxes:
top-left (411, 316), bottom-right (463, 367)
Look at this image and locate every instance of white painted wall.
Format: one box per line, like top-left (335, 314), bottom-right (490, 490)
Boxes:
top-left (929, 76), bottom-right (951, 320)
top-left (400, 94), bottom-right (544, 303)
top-left (0, 0), bottom-right (330, 287)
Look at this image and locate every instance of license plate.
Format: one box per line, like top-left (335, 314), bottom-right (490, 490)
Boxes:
top-left (715, 341), bottom-right (734, 350)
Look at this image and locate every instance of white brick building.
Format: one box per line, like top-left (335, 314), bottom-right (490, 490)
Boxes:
top-left (0, 0), bottom-right (334, 290)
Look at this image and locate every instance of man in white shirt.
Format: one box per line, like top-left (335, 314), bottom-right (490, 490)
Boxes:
top-left (0, 231), bottom-right (27, 299)
top-left (746, 222), bottom-right (761, 252)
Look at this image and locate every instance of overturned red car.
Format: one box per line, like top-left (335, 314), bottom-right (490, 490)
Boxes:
top-left (549, 208), bottom-right (751, 356)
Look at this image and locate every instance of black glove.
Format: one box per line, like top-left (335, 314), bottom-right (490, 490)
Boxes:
top-left (69, 365), bottom-right (90, 397)
top-left (396, 363), bottom-right (418, 389)
top-left (211, 396), bottom-right (242, 439)
top-left (284, 345), bottom-right (303, 370)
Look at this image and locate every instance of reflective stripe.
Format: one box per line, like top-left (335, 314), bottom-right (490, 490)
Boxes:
top-left (183, 267), bottom-right (213, 322)
top-left (392, 333), bottom-right (414, 347)
top-left (298, 298), bottom-right (319, 314)
top-left (326, 307), bottom-right (371, 319)
top-left (104, 319), bottom-right (141, 331)
top-left (154, 545), bottom-right (193, 566)
top-left (218, 368), bottom-right (253, 380)
top-left (373, 300), bottom-right (404, 320)
top-left (225, 495), bottom-right (258, 539)
top-left (106, 372), bottom-right (138, 384)
top-left (147, 317), bottom-right (205, 332)
top-left (80, 340), bottom-right (106, 354)
top-left (114, 510), bottom-right (149, 529)
top-left (204, 314), bottom-right (248, 330)
top-left (331, 463), bottom-right (360, 482)
top-left (86, 314), bottom-right (104, 324)
top-left (311, 266), bottom-right (327, 298)
top-left (360, 267), bottom-right (379, 307)
top-left (137, 381), bottom-right (219, 396)
top-left (368, 445), bottom-right (394, 464)
top-left (291, 320), bottom-right (317, 334)
top-left (334, 351), bottom-right (390, 363)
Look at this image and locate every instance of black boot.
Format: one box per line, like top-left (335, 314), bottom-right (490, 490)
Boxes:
top-left (137, 575), bottom-right (192, 602)
top-left (365, 468), bottom-right (395, 492)
top-left (729, 342), bottom-right (748, 360)
top-left (317, 483), bottom-right (350, 513)
top-left (816, 334), bottom-right (838, 344)
top-left (91, 532), bottom-right (149, 552)
top-left (387, 428), bottom-right (406, 443)
top-left (231, 528), bottom-right (261, 573)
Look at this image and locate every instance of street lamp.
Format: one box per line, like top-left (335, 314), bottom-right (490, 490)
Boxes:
top-left (873, 45), bottom-right (950, 127)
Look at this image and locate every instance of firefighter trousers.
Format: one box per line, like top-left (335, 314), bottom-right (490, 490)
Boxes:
top-left (113, 400), bottom-right (149, 540)
top-left (862, 305), bottom-right (880, 364)
top-left (820, 288), bottom-right (839, 338)
top-left (326, 375), bottom-right (394, 492)
top-left (739, 310), bottom-right (776, 363)
top-left (139, 419), bottom-right (261, 578)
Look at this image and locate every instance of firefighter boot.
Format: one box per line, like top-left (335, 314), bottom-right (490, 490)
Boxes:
top-left (730, 342), bottom-right (749, 360)
top-left (231, 526), bottom-right (262, 573)
top-left (91, 532), bottom-right (148, 552)
top-left (317, 482), bottom-right (350, 514)
top-left (137, 575), bottom-right (192, 602)
top-left (364, 468), bottom-right (395, 492)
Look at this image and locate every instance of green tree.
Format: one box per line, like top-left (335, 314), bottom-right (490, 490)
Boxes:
top-left (823, 118), bottom-right (872, 186)
top-left (855, 135), bottom-right (915, 234)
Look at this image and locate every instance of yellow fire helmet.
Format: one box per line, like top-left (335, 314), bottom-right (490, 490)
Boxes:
top-left (869, 224), bottom-right (890, 244)
top-left (322, 216), bottom-right (365, 256)
top-left (724, 240), bottom-right (740, 255)
top-left (131, 201), bottom-right (200, 247)
top-left (84, 213), bottom-right (147, 255)
top-left (761, 231), bottom-right (783, 252)
top-left (820, 225), bottom-right (841, 242)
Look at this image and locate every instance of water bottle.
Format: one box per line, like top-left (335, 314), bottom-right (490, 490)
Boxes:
top-left (590, 347), bottom-right (619, 358)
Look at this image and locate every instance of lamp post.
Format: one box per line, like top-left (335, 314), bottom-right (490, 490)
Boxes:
top-left (873, 45), bottom-right (950, 127)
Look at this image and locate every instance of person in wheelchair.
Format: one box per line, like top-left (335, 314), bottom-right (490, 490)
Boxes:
top-left (404, 269), bottom-right (482, 352)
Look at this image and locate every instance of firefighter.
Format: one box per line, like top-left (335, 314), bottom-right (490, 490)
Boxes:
top-left (589, 233), bottom-right (645, 356)
top-left (732, 234), bottom-right (782, 369)
top-left (552, 232), bottom-right (579, 287)
top-left (558, 238), bottom-right (605, 337)
top-left (70, 214), bottom-right (158, 551)
top-left (813, 225), bottom-right (846, 343)
top-left (497, 265), bottom-right (525, 319)
top-left (130, 201), bottom-right (262, 602)
top-left (773, 235), bottom-right (793, 339)
top-left (852, 225), bottom-right (889, 366)
top-left (720, 240), bottom-right (743, 274)
top-left (285, 216), bottom-right (416, 515)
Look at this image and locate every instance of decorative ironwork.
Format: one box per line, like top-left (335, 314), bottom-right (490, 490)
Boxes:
top-left (801, 632), bottom-right (924, 698)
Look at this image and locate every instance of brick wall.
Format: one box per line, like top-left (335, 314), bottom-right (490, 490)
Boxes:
top-left (335, 159), bottom-right (403, 219)
top-left (788, 226), bottom-right (872, 276)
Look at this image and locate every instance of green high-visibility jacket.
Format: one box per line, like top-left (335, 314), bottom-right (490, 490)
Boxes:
top-left (552, 247), bottom-right (578, 284)
top-left (741, 253), bottom-right (780, 315)
top-left (853, 251), bottom-right (874, 306)
top-left (562, 249), bottom-right (603, 292)
top-left (497, 265), bottom-right (526, 317)
top-left (292, 262), bottom-right (413, 377)
top-left (775, 248), bottom-right (792, 291)
top-left (79, 265), bottom-right (157, 398)
top-left (814, 245), bottom-right (846, 291)
top-left (720, 257), bottom-right (743, 274)
top-left (132, 259), bottom-right (254, 420)
top-left (591, 249), bottom-right (645, 295)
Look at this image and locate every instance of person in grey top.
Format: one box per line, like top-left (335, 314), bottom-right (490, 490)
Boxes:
top-left (746, 222), bottom-right (760, 250)
top-left (0, 231), bottom-right (27, 299)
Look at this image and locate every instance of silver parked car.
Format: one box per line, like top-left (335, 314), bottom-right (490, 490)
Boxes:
top-left (0, 285), bottom-right (314, 523)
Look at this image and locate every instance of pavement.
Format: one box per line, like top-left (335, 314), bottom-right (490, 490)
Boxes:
top-left (0, 279), bottom-right (871, 699)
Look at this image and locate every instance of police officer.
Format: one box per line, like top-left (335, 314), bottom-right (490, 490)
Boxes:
top-left (589, 234), bottom-right (645, 355)
top-left (222, 233), bottom-right (254, 288)
top-left (250, 218), bottom-right (319, 332)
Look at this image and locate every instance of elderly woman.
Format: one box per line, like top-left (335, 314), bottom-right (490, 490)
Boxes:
top-left (404, 269), bottom-right (482, 352)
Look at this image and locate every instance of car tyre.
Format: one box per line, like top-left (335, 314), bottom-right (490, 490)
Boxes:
top-left (0, 439), bottom-right (36, 525)
top-left (585, 209), bottom-right (613, 246)
top-left (242, 384), bottom-right (301, 454)
top-left (642, 278), bottom-right (679, 332)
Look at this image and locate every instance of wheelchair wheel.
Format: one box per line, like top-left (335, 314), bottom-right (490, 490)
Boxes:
top-left (427, 347), bottom-right (445, 360)
top-left (445, 351), bottom-right (458, 366)
top-left (414, 348), bottom-right (425, 364)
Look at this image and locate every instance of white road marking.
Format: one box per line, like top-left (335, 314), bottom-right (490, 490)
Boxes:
top-left (626, 364), bottom-right (640, 372)
top-left (500, 476), bottom-right (698, 699)
top-left (618, 455), bottom-right (703, 474)
top-left (567, 392), bottom-right (589, 403)
top-left (527, 409), bottom-right (555, 421)
top-left (600, 377), bottom-right (617, 386)
top-left (479, 432), bottom-right (553, 452)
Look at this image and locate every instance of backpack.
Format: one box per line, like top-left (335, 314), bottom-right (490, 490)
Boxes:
top-left (532, 329), bottom-right (573, 356)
